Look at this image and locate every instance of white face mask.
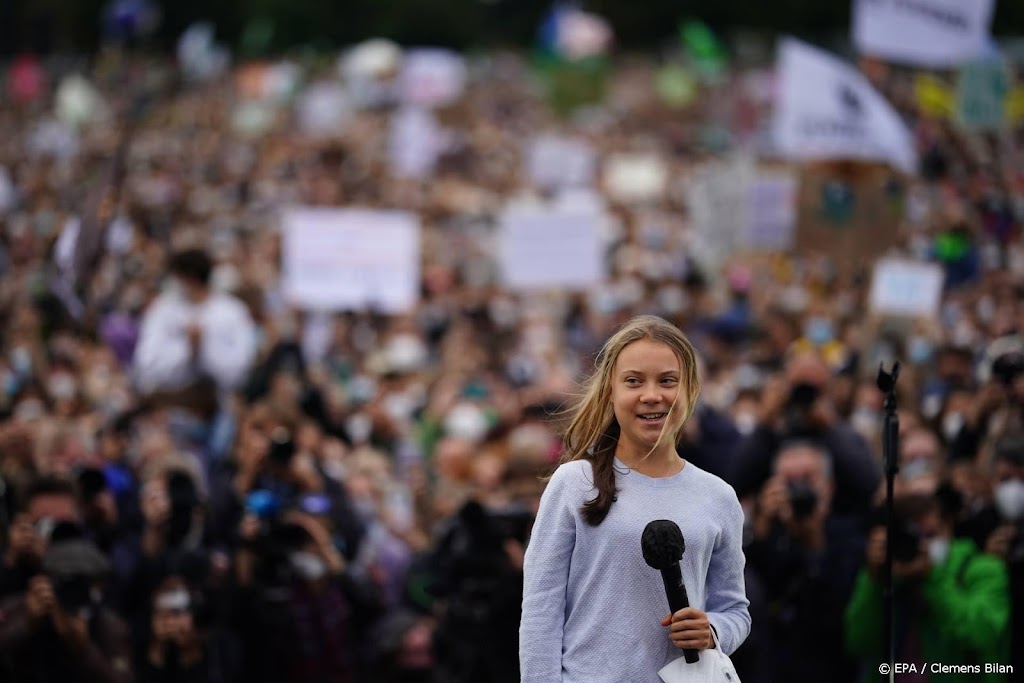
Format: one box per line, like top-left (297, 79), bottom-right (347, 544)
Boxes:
top-left (734, 412), bottom-right (757, 436)
top-left (851, 408), bottom-right (878, 438)
top-left (993, 479), bottom-right (1024, 522)
top-left (289, 551), bottom-right (327, 582)
top-left (927, 536), bottom-right (950, 567)
top-left (443, 402), bottom-right (489, 442)
top-left (942, 413), bottom-right (964, 441)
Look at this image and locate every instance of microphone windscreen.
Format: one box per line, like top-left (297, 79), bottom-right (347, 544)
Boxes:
top-left (641, 519), bottom-right (685, 570)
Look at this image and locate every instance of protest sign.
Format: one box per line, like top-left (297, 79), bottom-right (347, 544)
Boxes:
top-left (296, 82), bottom-right (351, 138)
top-left (498, 210), bottom-right (604, 290)
top-left (525, 135), bottom-right (596, 191)
top-left (281, 208), bottom-right (420, 313)
top-left (956, 59), bottom-right (1011, 131)
top-left (773, 38), bottom-right (917, 174)
top-left (794, 161), bottom-right (904, 274)
top-left (852, 0), bottom-right (995, 68)
top-left (869, 258), bottom-right (944, 318)
top-left (397, 49), bottom-right (467, 108)
top-left (687, 155), bottom-right (756, 268)
top-left (603, 153), bottom-right (668, 205)
top-left (744, 170), bottom-right (799, 251)
top-left (389, 106), bottom-right (447, 179)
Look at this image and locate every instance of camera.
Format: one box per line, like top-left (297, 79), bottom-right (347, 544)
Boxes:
top-left (890, 522), bottom-right (923, 563)
top-left (489, 506), bottom-right (533, 545)
top-left (268, 428), bottom-right (295, 465)
top-left (788, 383), bottom-right (821, 410)
top-left (787, 481), bottom-right (819, 520)
top-left (246, 489), bottom-right (282, 521)
top-left (53, 573), bottom-right (95, 615)
top-left (782, 383), bottom-right (822, 438)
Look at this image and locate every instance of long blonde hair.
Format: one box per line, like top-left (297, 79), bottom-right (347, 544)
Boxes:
top-left (556, 315), bottom-right (701, 526)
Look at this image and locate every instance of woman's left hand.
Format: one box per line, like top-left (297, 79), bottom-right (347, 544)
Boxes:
top-left (661, 607), bottom-right (714, 650)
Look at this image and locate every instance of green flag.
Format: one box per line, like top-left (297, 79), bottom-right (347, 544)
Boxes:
top-left (679, 20), bottom-right (726, 83)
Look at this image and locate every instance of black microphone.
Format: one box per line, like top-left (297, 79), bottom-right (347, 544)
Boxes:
top-left (642, 519), bottom-right (699, 664)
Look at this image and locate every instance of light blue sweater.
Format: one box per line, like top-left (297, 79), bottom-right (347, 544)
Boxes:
top-left (519, 457), bottom-right (751, 683)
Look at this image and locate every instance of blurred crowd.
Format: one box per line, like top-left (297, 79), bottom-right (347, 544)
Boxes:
top-left (0, 41), bottom-right (1022, 683)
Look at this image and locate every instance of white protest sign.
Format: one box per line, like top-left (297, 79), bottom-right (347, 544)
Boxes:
top-left (686, 155), bottom-right (756, 268)
top-left (852, 0), bottom-right (995, 68)
top-left (281, 208), bottom-right (420, 313)
top-left (397, 48), bottom-right (467, 108)
top-left (772, 38), bottom-right (917, 174)
top-left (499, 210), bottom-right (604, 290)
top-left (743, 170), bottom-right (798, 250)
top-left (603, 153), bottom-right (668, 205)
top-left (177, 23), bottom-right (230, 83)
top-left (296, 82), bottom-right (352, 138)
top-left (525, 135), bottom-right (596, 190)
top-left (869, 258), bottom-right (944, 318)
top-left (389, 106), bottom-right (447, 179)
top-left (55, 75), bottom-right (110, 129)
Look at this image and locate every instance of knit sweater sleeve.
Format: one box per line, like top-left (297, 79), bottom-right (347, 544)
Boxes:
top-left (520, 463), bottom-right (579, 683)
top-left (704, 483), bottom-right (752, 655)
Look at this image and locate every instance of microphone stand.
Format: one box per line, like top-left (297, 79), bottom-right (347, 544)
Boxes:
top-left (877, 361), bottom-right (900, 683)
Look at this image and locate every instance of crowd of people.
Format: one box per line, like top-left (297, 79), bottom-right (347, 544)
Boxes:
top-left (0, 37), bottom-right (1021, 683)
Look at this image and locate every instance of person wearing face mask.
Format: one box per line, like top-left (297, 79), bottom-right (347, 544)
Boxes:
top-left (844, 494), bottom-right (1011, 682)
top-left (138, 576), bottom-right (241, 683)
top-left (0, 532), bottom-right (134, 683)
top-left (985, 434), bottom-right (1024, 681)
top-left (232, 510), bottom-right (357, 683)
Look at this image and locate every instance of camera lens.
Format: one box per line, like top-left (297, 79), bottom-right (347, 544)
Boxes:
top-left (787, 481), bottom-right (818, 520)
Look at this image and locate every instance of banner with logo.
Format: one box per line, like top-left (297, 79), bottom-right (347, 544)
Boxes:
top-left (281, 208), bottom-right (420, 313)
top-left (772, 38), bottom-right (917, 174)
top-left (852, 0), bottom-right (995, 68)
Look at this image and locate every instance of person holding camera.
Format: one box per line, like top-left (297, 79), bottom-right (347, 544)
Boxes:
top-left (231, 507), bottom-right (357, 683)
top-left (740, 440), bottom-right (865, 683)
top-left (987, 434), bottom-right (1024, 681)
top-left (0, 476), bottom-right (82, 599)
top-left (948, 336), bottom-right (1024, 465)
top-left (0, 533), bottom-right (133, 682)
top-left (136, 575), bottom-right (241, 683)
top-left (730, 350), bottom-right (880, 518)
top-left (844, 493), bottom-right (1011, 682)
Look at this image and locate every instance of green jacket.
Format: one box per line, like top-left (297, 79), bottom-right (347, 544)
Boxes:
top-left (844, 538), bottom-right (1011, 683)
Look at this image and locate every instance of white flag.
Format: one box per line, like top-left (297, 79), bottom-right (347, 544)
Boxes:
top-left (852, 0), bottom-right (994, 68)
top-left (772, 38), bottom-right (917, 174)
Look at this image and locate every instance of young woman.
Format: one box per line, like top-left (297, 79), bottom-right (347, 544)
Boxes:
top-left (519, 315), bottom-right (750, 682)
